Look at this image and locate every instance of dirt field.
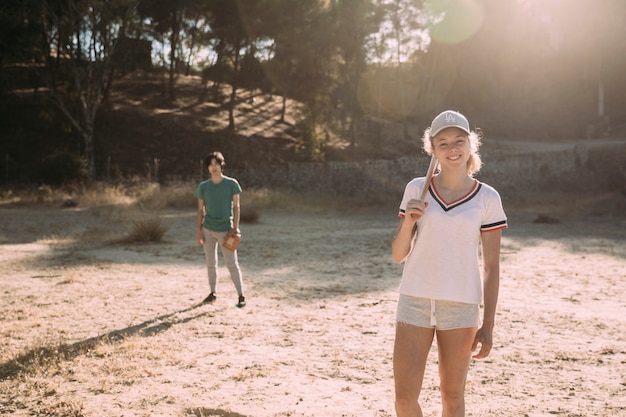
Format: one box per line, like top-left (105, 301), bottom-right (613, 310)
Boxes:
top-left (1, 195), bottom-right (625, 417)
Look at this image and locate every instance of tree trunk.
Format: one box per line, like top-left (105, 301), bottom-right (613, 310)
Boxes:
top-left (51, 95), bottom-right (97, 179)
top-left (103, 64), bottom-right (115, 103)
top-left (280, 96), bottom-right (286, 123)
top-left (228, 37), bottom-right (242, 130)
top-left (168, 8), bottom-right (182, 101)
top-left (83, 125), bottom-right (96, 180)
top-left (228, 83), bottom-right (237, 130)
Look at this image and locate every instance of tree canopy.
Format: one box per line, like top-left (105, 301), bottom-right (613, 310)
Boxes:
top-left (1, 0), bottom-right (625, 182)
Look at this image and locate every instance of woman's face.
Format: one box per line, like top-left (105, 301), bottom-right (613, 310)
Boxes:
top-left (432, 127), bottom-right (471, 168)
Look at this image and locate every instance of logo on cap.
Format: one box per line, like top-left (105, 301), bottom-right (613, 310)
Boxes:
top-left (445, 113), bottom-right (456, 123)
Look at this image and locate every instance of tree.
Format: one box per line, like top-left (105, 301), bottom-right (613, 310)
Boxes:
top-left (329, 0), bottom-right (384, 145)
top-left (204, 0), bottom-right (270, 130)
top-left (0, 0), bottom-right (46, 73)
top-left (359, 0), bottom-right (428, 137)
top-left (138, 0), bottom-right (191, 101)
top-left (33, 0), bottom-right (140, 179)
top-left (263, 0), bottom-right (351, 159)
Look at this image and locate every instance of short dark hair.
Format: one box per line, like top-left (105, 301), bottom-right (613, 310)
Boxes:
top-left (204, 151), bottom-right (225, 170)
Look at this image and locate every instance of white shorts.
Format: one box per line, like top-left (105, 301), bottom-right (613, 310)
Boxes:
top-left (396, 294), bottom-right (480, 330)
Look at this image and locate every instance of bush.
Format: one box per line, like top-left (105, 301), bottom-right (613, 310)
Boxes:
top-left (40, 151), bottom-right (88, 185)
top-left (135, 181), bottom-right (196, 209)
top-left (119, 218), bottom-right (167, 243)
top-left (240, 205), bottom-right (260, 223)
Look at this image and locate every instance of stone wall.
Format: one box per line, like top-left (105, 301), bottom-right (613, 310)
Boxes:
top-left (228, 141), bottom-right (626, 198)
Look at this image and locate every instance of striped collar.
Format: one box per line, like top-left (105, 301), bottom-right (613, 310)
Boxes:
top-left (430, 179), bottom-right (481, 212)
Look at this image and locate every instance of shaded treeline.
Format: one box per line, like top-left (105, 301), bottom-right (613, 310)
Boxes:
top-left (1, 0), bottom-right (625, 183)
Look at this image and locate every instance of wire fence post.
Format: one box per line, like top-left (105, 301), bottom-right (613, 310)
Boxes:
top-left (154, 157), bottom-right (160, 182)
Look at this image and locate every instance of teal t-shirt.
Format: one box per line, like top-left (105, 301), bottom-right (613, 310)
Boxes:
top-left (194, 176), bottom-right (242, 232)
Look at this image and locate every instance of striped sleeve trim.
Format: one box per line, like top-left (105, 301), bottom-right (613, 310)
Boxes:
top-left (481, 220), bottom-right (508, 232)
top-left (398, 209), bottom-right (406, 217)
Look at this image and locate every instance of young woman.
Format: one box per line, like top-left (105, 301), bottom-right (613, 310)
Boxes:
top-left (195, 151), bottom-right (246, 308)
top-left (391, 110), bottom-right (507, 417)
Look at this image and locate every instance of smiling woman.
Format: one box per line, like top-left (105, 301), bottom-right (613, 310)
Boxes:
top-left (391, 109), bottom-right (506, 417)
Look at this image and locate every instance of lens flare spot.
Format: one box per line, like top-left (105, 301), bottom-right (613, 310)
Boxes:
top-left (426, 0), bottom-right (485, 44)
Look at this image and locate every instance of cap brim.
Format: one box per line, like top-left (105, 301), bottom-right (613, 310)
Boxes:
top-left (431, 125), bottom-right (470, 136)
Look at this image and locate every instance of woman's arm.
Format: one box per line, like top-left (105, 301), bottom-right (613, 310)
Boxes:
top-left (391, 199), bottom-right (426, 263)
top-left (391, 217), bottom-right (417, 263)
top-left (472, 229), bottom-right (502, 359)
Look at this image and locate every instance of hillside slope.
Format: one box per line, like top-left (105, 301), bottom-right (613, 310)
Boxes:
top-left (3, 71), bottom-right (624, 183)
top-left (99, 73), bottom-right (299, 178)
top-left (97, 72), bottom-right (429, 179)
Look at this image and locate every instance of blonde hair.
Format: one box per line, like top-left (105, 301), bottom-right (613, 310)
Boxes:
top-left (421, 127), bottom-right (483, 176)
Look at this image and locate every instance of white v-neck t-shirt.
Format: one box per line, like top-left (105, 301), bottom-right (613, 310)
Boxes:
top-left (398, 177), bottom-right (507, 305)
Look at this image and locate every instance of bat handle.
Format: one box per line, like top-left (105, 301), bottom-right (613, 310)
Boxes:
top-left (419, 155), bottom-right (438, 201)
top-left (410, 155), bottom-right (437, 220)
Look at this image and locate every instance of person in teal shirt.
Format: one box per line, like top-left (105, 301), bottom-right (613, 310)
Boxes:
top-left (195, 151), bottom-right (245, 308)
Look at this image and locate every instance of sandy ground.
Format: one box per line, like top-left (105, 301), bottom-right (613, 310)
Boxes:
top-left (1, 202), bottom-right (625, 417)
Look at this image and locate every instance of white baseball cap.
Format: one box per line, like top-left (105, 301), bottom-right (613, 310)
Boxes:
top-left (430, 110), bottom-right (470, 136)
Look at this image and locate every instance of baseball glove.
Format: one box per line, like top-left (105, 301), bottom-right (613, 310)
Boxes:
top-left (223, 229), bottom-right (241, 251)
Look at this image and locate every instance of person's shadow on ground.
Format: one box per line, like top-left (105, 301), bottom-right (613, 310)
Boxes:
top-left (0, 302), bottom-right (211, 380)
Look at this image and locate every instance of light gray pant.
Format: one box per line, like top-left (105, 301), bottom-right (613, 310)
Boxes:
top-left (202, 228), bottom-right (244, 296)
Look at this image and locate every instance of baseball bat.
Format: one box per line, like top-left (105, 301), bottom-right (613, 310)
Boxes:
top-left (419, 154), bottom-right (438, 201)
top-left (409, 154), bottom-right (437, 220)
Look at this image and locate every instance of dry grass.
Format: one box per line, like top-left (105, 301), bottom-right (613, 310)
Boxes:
top-left (504, 190), bottom-right (626, 222)
top-left (0, 181), bottom-right (195, 209)
top-left (2, 182), bottom-right (624, 227)
top-left (35, 400), bottom-right (86, 417)
top-left (135, 182), bottom-right (197, 210)
top-left (115, 217), bottom-right (168, 244)
top-left (0, 181), bottom-right (401, 213)
top-left (241, 187), bottom-right (398, 213)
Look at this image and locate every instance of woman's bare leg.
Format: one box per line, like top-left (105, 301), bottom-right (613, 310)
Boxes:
top-left (394, 323), bottom-right (436, 417)
top-left (436, 327), bottom-right (477, 417)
